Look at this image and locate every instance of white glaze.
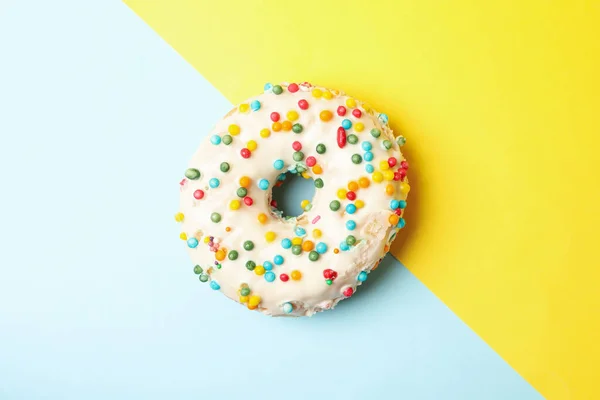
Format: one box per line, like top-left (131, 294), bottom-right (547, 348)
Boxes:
top-left (177, 83), bottom-right (409, 316)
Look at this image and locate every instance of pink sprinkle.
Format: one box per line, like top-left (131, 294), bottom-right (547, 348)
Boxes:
top-left (312, 215), bottom-right (321, 224)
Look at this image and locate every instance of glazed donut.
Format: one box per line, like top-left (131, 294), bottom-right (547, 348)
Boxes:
top-left (175, 82), bottom-right (409, 316)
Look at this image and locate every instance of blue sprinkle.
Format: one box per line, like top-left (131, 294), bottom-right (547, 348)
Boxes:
top-left (282, 302), bottom-right (293, 314)
top-left (273, 159), bottom-right (285, 170)
top-left (209, 281), bottom-right (220, 290)
top-left (399, 200), bottom-right (407, 209)
top-left (397, 218), bottom-right (406, 229)
top-left (357, 271), bottom-right (368, 282)
top-left (361, 141), bottom-right (372, 151)
top-left (209, 178), bottom-right (220, 188)
top-left (316, 242), bottom-right (328, 254)
top-left (264, 83), bottom-right (273, 92)
top-left (379, 113), bottom-right (389, 124)
top-left (340, 242), bottom-right (350, 251)
top-left (258, 179), bottom-right (270, 190)
top-left (363, 151), bottom-right (374, 161)
top-left (289, 168), bottom-right (297, 174)
top-left (278, 173), bottom-right (287, 181)
top-left (187, 238), bottom-right (198, 248)
top-left (365, 164), bottom-right (375, 173)
top-left (250, 100), bottom-right (261, 111)
top-left (295, 227), bottom-right (306, 236)
top-left (341, 119), bottom-right (352, 129)
top-left (273, 255), bottom-right (284, 265)
top-left (346, 220), bottom-right (356, 230)
top-left (390, 199), bottom-right (400, 210)
top-left (263, 261), bottom-right (274, 271)
top-left (346, 204), bottom-right (357, 214)
top-left (281, 239), bottom-right (292, 249)
top-left (210, 135), bottom-right (221, 145)
top-left (264, 271), bottom-right (276, 282)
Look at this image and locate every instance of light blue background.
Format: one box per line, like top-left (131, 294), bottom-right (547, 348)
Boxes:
top-left (0, 1), bottom-right (542, 399)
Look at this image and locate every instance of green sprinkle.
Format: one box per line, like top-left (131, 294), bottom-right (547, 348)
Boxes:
top-left (330, 200), bottom-right (341, 211)
top-left (347, 134), bottom-right (358, 144)
top-left (396, 136), bottom-right (406, 146)
top-left (314, 178), bottom-right (324, 188)
top-left (308, 251), bottom-right (319, 261)
top-left (185, 168), bottom-right (201, 180)
top-left (370, 128), bottom-right (381, 138)
top-left (245, 261), bottom-right (256, 271)
top-left (216, 263), bottom-right (222, 269)
top-left (325, 279), bottom-right (333, 285)
top-left (272, 85), bottom-right (283, 95)
top-left (316, 143), bottom-right (326, 154)
top-left (199, 273), bottom-right (209, 282)
top-left (292, 123), bottom-right (303, 133)
top-left (220, 162), bottom-right (230, 172)
top-left (228, 250), bottom-right (238, 260)
top-left (346, 235), bottom-right (357, 246)
top-left (222, 134), bottom-right (233, 145)
top-left (292, 245), bottom-right (302, 255)
top-left (240, 287), bottom-right (251, 296)
top-left (210, 212), bottom-right (221, 223)
top-left (193, 265), bottom-right (203, 274)
top-left (293, 151), bottom-right (304, 161)
top-left (296, 165), bottom-right (306, 173)
top-left (236, 187), bottom-right (247, 197)
top-left (351, 154), bottom-right (362, 164)
top-left (382, 140), bottom-right (392, 150)
top-left (243, 240), bottom-right (254, 251)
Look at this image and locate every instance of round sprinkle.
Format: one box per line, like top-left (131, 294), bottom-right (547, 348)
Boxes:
top-left (364, 151), bottom-right (374, 162)
top-left (348, 181), bottom-right (359, 191)
top-left (346, 220), bottom-right (356, 230)
top-left (400, 182), bottom-right (411, 193)
top-left (228, 250), bottom-right (238, 260)
top-left (282, 302), bottom-right (293, 313)
top-left (357, 271), bottom-right (368, 282)
top-left (272, 122), bottom-right (282, 131)
top-left (370, 128), bottom-right (381, 138)
top-left (398, 218), bottom-right (406, 229)
top-left (314, 178), bottom-right (324, 189)
top-left (291, 245), bottom-right (302, 255)
top-left (305, 156), bottom-right (316, 167)
top-left (247, 140), bottom-right (258, 151)
top-left (210, 212), bottom-right (221, 223)
top-left (340, 241), bottom-right (350, 251)
top-left (185, 168), bottom-right (201, 180)
top-left (312, 88), bottom-right (323, 98)
top-left (337, 106), bottom-right (347, 116)
top-left (316, 242), bottom-right (327, 254)
top-left (193, 265), bottom-right (203, 274)
top-left (288, 83), bottom-right (299, 92)
top-left (258, 179), bottom-right (270, 190)
top-left (282, 121), bottom-right (293, 131)
top-left (390, 199), bottom-right (400, 210)
top-left (323, 91), bottom-right (333, 100)
top-left (308, 251), bottom-right (319, 261)
top-left (341, 119), bottom-right (352, 129)
top-left (372, 171), bottom-right (384, 183)
top-left (228, 124), bottom-right (240, 135)
top-left (273, 159), bottom-right (285, 170)
top-left (264, 83), bottom-right (273, 91)
top-left (210, 281), bottom-right (220, 290)
top-left (354, 122), bottom-right (364, 132)
top-left (281, 238), bottom-right (292, 249)
top-left (343, 287), bottom-right (354, 297)
top-left (330, 200), bottom-right (341, 211)
top-left (193, 189), bottom-right (204, 199)
top-left (187, 238), bottom-right (199, 248)
top-left (346, 98), bottom-right (356, 108)
top-left (240, 287), bottom-right (251, 296)
top-left (347, 134), bottom-right (358, 144)
top-left (292, 123), bottom-right (303, 133)
top-left (229, 199), bottom-right (241, 210)
top-left (239, 104), bottom-right (249, 113)
top-left (175, 212), bottom-right (184, 222)
top-left (295, 227), bottom-right (306, 236)
top-left (346, 235), bottom-right (357, 246)
top-left (273, 255), bottom-right (284, 265)
top-left (243, 196), bottom-right (253, 206)
top-left (264, 271), bottom-right (276, 282)
top-left (382, 140), bottom-right (392, 150)
top-left (210, 135), bottom-right (221, 145)
top-left (260, 128), bottom-right (270, 138)
top-left (366, 164), bottom-right (375, 173)
top-left (291, 237), bottom-right (302, 246)
top-left (313, 229), bottom-right (322, 238)
top-left (263, 261), bottom-right (274, 271)
top-left (243, 240), bottom-right (254, 251)
top-left (272, 85), bottom-right (283, 95)
top-left (346, 191), bottom-right (357, 201)
top-left (239, 176), bottom-right (251, 188)
top-left (293, 151), bottom-right (304, 161)
top-left (346, 204), bottom-right (357, 214)
top-left (199, 273), bottom-right (209, 282)
top-left (319, 110), bottom-right (333, 122)
top-left (287, 110), bottom-right (299, 121)
top-left (312, 165), bottom-right (323, 174)
top-left (236, 187), bottom-right (248, 198)
top-left (352, 109), bottom-right (362, 118)
top-left (240, 148), bottom-right (251, 158)
top-left (298, 99), bottom-right (309, 110)
top-left (291, 270), bottom-right (302, 280)
top-left (379, 113), bottom-right (389, 124)
top-left (399, 200), bottom-right (407, 209)
top-left (220, 162), bottom-right (230, 172)
top-left (337, 189), bottom-right (347, 200)
top-left (270, 112), bottom-right (280, 122)
top-left (245, 261), bottom-right (256, 271)
top-left (209, 178), bottom-right (220, 188)
top-left (265, 231), bottom-right (276, 242)
top-left (292, 141), bottom-right (302, 151)
top-left (280, 273), bottom-right (290, 282)
top-left (325, 279), bottom-right (333, 285)
top-left (316, 143), bottom-right (326, 154)
top-left (351, 154), bottom-right (362, 164)
top-left (222, 134), bottom-right (233, 145)
top-left (362, 142), bottom-right (372, 151)
top-left (397, 136), bottom-right (407, 146)
top-left (250, 100), bottom-right (261, 111)
top-left (254, 265), bottom-right (265, 275)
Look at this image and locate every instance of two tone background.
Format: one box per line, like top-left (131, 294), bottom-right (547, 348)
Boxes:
top-left (1, 1), bottom-right (598, 399)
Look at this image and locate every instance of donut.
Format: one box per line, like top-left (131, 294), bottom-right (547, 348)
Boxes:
top-left (175, 82), bottom-right (409, 316)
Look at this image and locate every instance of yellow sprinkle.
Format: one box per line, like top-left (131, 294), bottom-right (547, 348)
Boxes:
top-left (312, 165), bottom-right (323, 174)
top-left (312, 229), bottom-right (322, 239)
top-left (287, 110), bottom-right (299, 121)
top-left (385, 184), bottom-right (395, 195)
top-left (337, 189), bottom-right (347, 200)
top-left (257, 213), bottom-right (268, 224)
top-left (239, 295), bottom-right (249, 303)
top-left (248, 295), bottom-right (261, 306)
top-left (204, 237), bottom-right (211, 243)
top-left (372, 171), bottom-right (384, 183)
top-left (174, 212), bottom-right (184, 222)
top-left (260, 128), bottom-right (270, 138)
top-left (247, 140), bottom-right (257, 151)
top-left (229, 199), bottom-right (241, 210)
top-left (400, 182), bottom-right (411, 194)
top-left (379, 160), bottom-right (390, 170)
top-left (265, 231), bottom-right (276, 242)
top-left (291, 270), bottom-right (302, 280)
top-left (254, 265), bottom-right (265, 275)
top-left (355, 200), bottom-right (365, 209)
top-left (346, 98), bottom-right (356, 108)
top-left (362, 103), bottom-right (372, 112)
top-left (322, 91), bottom-right (333, 100)
top-left (239, 103), bottom-right (249, 113)
top-left (179, 232), bottom-right (187, 240)
top-left (312, 88), bottom-right (323, 98)
top-left (291, 237), bottom-right (303, 246)
top-left (300, 199), bottom-right (310, 209)
top-left (301, 172), bottom-right (310, 179)
top-left (354, 122), bottom-right (364, 132)
top-left (228, 124), bottom-right (240, 135)
top-left (383, 170), bottom-right (395, 181)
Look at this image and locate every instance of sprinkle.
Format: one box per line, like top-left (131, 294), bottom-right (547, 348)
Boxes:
top-left (287, 110), bottom-right (299, 121)
top-left (357, 271), bottom-right (368, 282)
top-left (312, 165), bottom-right (323, 174)
top-left (312, 88), bottom-right (323, 98)
top-left (272, 85), bottom-right (283, 95)
top-left (215, 250), bottom-right (226, 261)
top-left (379, 160), bottom-right (390, 171)
top-left (174, 212), bottom-right (184, 222)
top-left (273, 255), bottom-right (284, 265)
top-left (264, 271), bottom-right (276, 282)
top-left (258, 179), bottom-right (270, 190)
top-left (323, 269), bottom-right (337, 280)
top-left (336, 189), bottom-right (347, 200)
top-left (193, 265), bottom-right (203, 274)
top-left (239, 103), bottom-right (249, 113)
top-left (352, 109), bottom-right (362, 118)
top-left (330, 200), bottom-right (341, 211)
top-left (397, 218), bottom-right (406, 229)
top-left (346, 191), bottom-right (357, 201)
top-left (272, 121), bottom-right (282, 131)
top-left (361, 142), bottom-right (372, 151)
top-left (254, 265), bottom-right (265, 275)
top-left (292, 123), bottom-right (303, 133)
top-left (248, 295), bottom-right (261, 309)
top-left (340, 242), bottom-right (350, 251)
top-left (314, 178), bottom-right (324, 189)
top-left (228, 124), bottom-right (240, 135)
top-left (341, 119), bottom-right (352, 129)
top-left (244, 196), bottom-right (253, 206)
top-left (225, 226), bottom-right (231, 232)
top-left (229, 199), bottom-right (241, 210)
top-left (288, 83), bottom-right (299, 93)
top-left (193, 189), bottom-right (204, 200)
top-left (185, 168), bottom-right (201, 180)
top-left (346, 220), bottom-right (356, 230)
top-left (245, 261), bottom-right (256, 271)
top-left (280, 273), bottom-right (290, 282)
top-left (250, 100), bottom-right (261, 111)
top-left (342, 287), bottom-right (354, 297)
top-left (316, 143), bottom-right (326, 154)
top-left (337, 106), bottom-right (347, 116)
top-left (281, 238), bottom-right (292, 249)
top-left (210, 135), bottom-right (221, 145)
top-left (399, 200), bottom-right (407, 209)
top-left (264, 83), bottom-right (273, 92)
top-left (308, 251), bottom-right (319, 261)
top-left (240, 287), bottom-right (251, 296)
top-left (372, 171), bottom-right (384, 183)
top-left (312, 216), bottom-right (321, 225)
top-left (385, 184), bottom-right (395, 195)
top-left (291, 270), bottom-right (302, 280)
top-left (351, 154), bottom-right (362, 164)
top-left (389, 214), bottom-right (400, 225)
top-left (222, 135), bottom-right (233, 145)
top-left (319, 110), bottom-right (333, 122)
top-left (273, 159), bottom-right (285, 170)
top-left (347, 181), bottom-right (359, 191)
top-left (397, 136), bottom-right (407, 146)
top-left (363, 151), bottom-right (374, 161)
top-left (209, 178), bottom-right (220, 188)
top-left (346, 235), bottom-right (357, 246)
top-left (291, 237), bottom-right (302, 245)
top-left (247, 140), bottom-right (257, 151)
top-left (210, 213), bottom-right (221, 223)
top-left (240, 148), bottom-right (251, 158)
top-left (300, 199), bottom-right (310, 209)
top-left (291, 245), bottom-right (302, 255)
top-left (337, 127), bottom-right (347, 148)
top-left (305, 156), bottom-right (316, 167)
top-left (260, 128), bottom-right (270, 138)
top-left (322, 91), bottom-right (333, 100)
top-left (199, 273), bottom-right (209, 282)
top-left (365, 164), bottom-right (375, 173)
top-left (292, 141), bottom-right (302, 151)
top-left (401, 160), bottom-right (409, 169)
top-left (220, 162), bottom-right (230, 173)
top-left (379, 113), bottom-right (389, 124)
top-left (282, 302), bottom-right (293, 313)
top-left (370, 128), bottom-right (381, 138)
top-left (347, 134), bottom-right (358, 144)
top-left (239, 176), bottom-right (251, 188)
top-left (210, 281), bottom-right (221, 290)
top-left (282, 121), bottom-right (292, 131)
top-left (333, 248), bottom-right (340, 254)
top-left (265, 231), bottom-right (276, 242)
top-left (302, 240), bottom-right (315, 252)
top-left (293, 151), bottom-right (304, 161)
top-left (295, 226), bottom-right (306, 236)
top-left (354, 122), bottom-right (364, 132)
top-left (180, 233), bottom-right (187, 240)
top-left (346, 204), bottom-right (357, 214)
top-left (298, 99), bottom-right (309, 110)
top-left (390, 199), bottom-right (400, 209)
top-left (346, 98), bottom-right (356, 108)
top-left (316, 242), bottom-right (328, 254)
top-left (228, 250), bottom-right (238, 260)
top-left (187, 238), bottom-right (199, 248)
top-left (382, 140), bottom-right (392, 150)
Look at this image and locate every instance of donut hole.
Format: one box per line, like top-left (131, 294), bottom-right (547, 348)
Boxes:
top-left (271, 172), bottom-right (316, 218)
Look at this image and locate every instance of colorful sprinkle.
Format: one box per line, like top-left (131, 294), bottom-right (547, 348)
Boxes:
top-left (210, 213), bottom-right (221, 223)
top-left (273, 255), bottom-right (284, 265)
top-left (337, 127), bottom-right (347, 148)
top-left (282, 302), bottom-right (293, 313)
top-left (258, 179), bottom-right (270, 190)
top-left (187, 238), bottom-right (199, 248)
top-left (319, 110), bottom-right (333, 122)
top-left (298, 99), bottom-right (309, 110)
top-left (291, 270), bottom-right (302, 280)
top-left (185, 168), bottom-right (201, 180)
top-left (250, 100), bottom-right (261, 111)
top-left (210, 135), bottom-right (221, 145)
top-left (210, 281), bottom-right (221, 290)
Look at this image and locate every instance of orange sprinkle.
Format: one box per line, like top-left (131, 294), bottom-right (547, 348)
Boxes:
top-left (319, 110), bottom-right (333, 122)
top-left (358, 177), bottom-right (370, 188)
top-left (385, 184), bottom-right (395, 195)
top-left (302, 240), bottom-right (314, 252)
top-left (257, 213), bottom-right (268, 224)
top-left (291, 270), bottom-right (302, 280)
top-left (389, 215), bottom-right (400, 225)
top-left (272, 121), bottom-right (282, 132)
top-left (347, 181), bottom-right (359, 192)
top-left (215, 250), bottom-right (226, 261)
top-left (282, 121), bottom-right (292, 131)
top-left (333, 248), bottom-right (340, 254)
top-left (225, 226), bottom-right (231, 232)
top-left (384, 245), bottom-right (390, 252)
top-left (239, 176), bottom-right (251, 188)
top-left (312, 165), bottom-right (323, 174)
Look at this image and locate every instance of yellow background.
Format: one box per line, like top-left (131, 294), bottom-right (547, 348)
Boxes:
top-left (125, 1), bottom-right (600, 398)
